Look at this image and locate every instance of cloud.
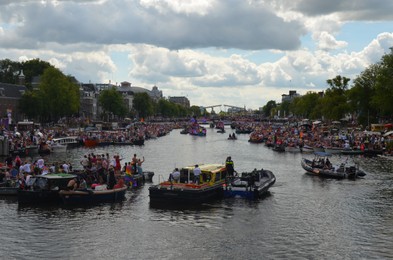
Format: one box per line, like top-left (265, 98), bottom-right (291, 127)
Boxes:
top-left (314, 31), bottom-right (348, 51)
top-left (288, 0), bottom-right (393, 20)
top-left (0, 0), bottom-right (304, 50)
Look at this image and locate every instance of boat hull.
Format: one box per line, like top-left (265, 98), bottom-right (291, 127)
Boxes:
top-left (301, 158), bottom-right (361, 179)
top-left (17, 190), bottom-right (63, 204)
top-left (59, 186), bottom-right (127, 205)
top-left (0, 187), bottom-right (19, 196)
top-left (149, 183), bottom-right (224, 205)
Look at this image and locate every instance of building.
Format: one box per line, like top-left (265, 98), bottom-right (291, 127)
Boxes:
top-left (0, 83), bottom-right (28, 125)
top-left (169, 96), bottom-right (190, 108)
top-left (151, 85), bottom-right (163, 101)
top-left (281, 90), bottom-right (300, 103)
top-left (79, 81), bottom-right (163, 121)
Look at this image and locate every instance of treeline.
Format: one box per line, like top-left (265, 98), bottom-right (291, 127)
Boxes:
top-left (262, 47), bottom-right (393, 126)
top-left (0, 58), bottom-right (203, 123)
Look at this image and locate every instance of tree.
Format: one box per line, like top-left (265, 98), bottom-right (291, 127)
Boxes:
top-left (262, 100), bottom-right (277, 117)
top-left (39, 67), bottom-right (80, 122)
top-left (348, 64), bottom-right (380, 125)
top-left (291, 92), bottom-right (321, 119)
top-left (326, 75), bottom-right (350, 93)
top-left (18, 90), bottom-right (42, 120)
top-left (133, 92), bottom-right (154, 119)
top-left (0, 59), bottom-right (21, 84)
top-left (22, 59), bottom-right (53, 89)
top-left (372, 48), bottom-right (393, 119)
top-left (98, 87), bottom-right (127, 121)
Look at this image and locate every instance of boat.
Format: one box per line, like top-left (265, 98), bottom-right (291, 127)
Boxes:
top-left (51, 136), bottom-right (81, 149)
top-left (223, 168), bottom-right (276, 199)
top-left (59, 186), bottom-right (127, 205)
top-left (149, 164), bottom-right (227, 205)
top-left (0, 180), bottom-right (20, 196)
top-left (301, 152), bottom-right (366, 179)
top-left (123, 173), bottom-right (145, 188)
top-left (84, 138), bottom-right (99, 147)
top-left (17, 173), bottom-right (77, 204)
top-left (143, 171), bottom-right (155, 182)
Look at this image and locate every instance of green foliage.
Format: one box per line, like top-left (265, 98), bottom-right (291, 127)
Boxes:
top-left (262, 100), bottom-right (276, 117)
top-left (0, 59), bottom-right (20, 84)
top-left (372, 48), bottom-right (393, 117)
top-left (133, 92), bottom-right (154, 119)
top-left (98, 87), bottom-right (127, 120)
top-left (290, 92), bottom-right (321, 119)
top-left (22, 59), bottom-right (52, 89)
top-left (18, 90), bottom-right (42, 119)
top-left (39, 67), bottom-right (80, 121)
top-left (348, 64), bottom-right (380, 125)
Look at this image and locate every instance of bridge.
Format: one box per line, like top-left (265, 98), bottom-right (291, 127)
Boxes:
top-left (202, 104), bottom-right (246, 114)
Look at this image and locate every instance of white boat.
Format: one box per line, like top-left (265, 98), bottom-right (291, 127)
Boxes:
top-left (51, 136), bottom-right (80, 148)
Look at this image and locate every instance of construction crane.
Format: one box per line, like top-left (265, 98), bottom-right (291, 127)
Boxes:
top-left (203, 105), bottom-right (222, 114)
top-left (223, 104), bottom-right (246, 113)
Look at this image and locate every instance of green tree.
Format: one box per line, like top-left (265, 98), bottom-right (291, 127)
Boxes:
top-left (262, 100), bottom-right (277, 117)
top-left (372, 48), bottom-right (393, 118)
top-left (133, 92), bottom-right (154, 119)
top-left (0, 59), bottom-right (21, 84)
top-left (326, 75), bottom-right (350, 93)
top-left (39, 67), bottom-right (80, 122)
top-left (22, 59), bottom-right (53, 89)
top-left (189, 105), bottom-right (202, 117)
top-left (98, 87), bottom-right (127, 121)
top-left (291, 92), bottom-right (321, 119)
top-left (18, 90), bottom-right (43, 120)
top-left (348, 64), bottom-right (380, 125)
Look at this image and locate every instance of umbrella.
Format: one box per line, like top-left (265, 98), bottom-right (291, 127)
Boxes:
top-left (313, 120), bottom-right (322, 125)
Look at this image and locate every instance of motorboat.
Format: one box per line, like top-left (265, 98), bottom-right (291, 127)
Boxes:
top-left (149, 164), bottom-right (227, 205)
top-left (301, 152), bottom-right (366, 179)
top-left (223, 168), bottom-right (276, 199)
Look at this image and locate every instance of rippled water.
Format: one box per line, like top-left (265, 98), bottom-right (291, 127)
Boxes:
top-left (2, 127), bottom-right (393, 259)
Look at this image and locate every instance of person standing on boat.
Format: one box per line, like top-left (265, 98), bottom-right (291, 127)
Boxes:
top-left (193, 165), bottom-right (201, 184)
top-left (225, 156), bottom-right (235, 177)
top-left (169, 168), bottom-right (180, 183)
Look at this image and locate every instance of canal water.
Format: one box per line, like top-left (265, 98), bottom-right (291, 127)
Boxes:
top-left (1, 127), bottom-right (393, 259)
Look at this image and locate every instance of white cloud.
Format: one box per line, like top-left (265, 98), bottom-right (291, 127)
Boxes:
top-left (314, 31), bottom-right (348, 51)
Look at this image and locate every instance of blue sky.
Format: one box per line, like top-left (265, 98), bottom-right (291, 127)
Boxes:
top-left (0, 0), bottom-right (393, 110)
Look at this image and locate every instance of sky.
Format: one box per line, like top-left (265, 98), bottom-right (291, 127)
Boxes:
top-left (1, 0), bottom-right (393, 111)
